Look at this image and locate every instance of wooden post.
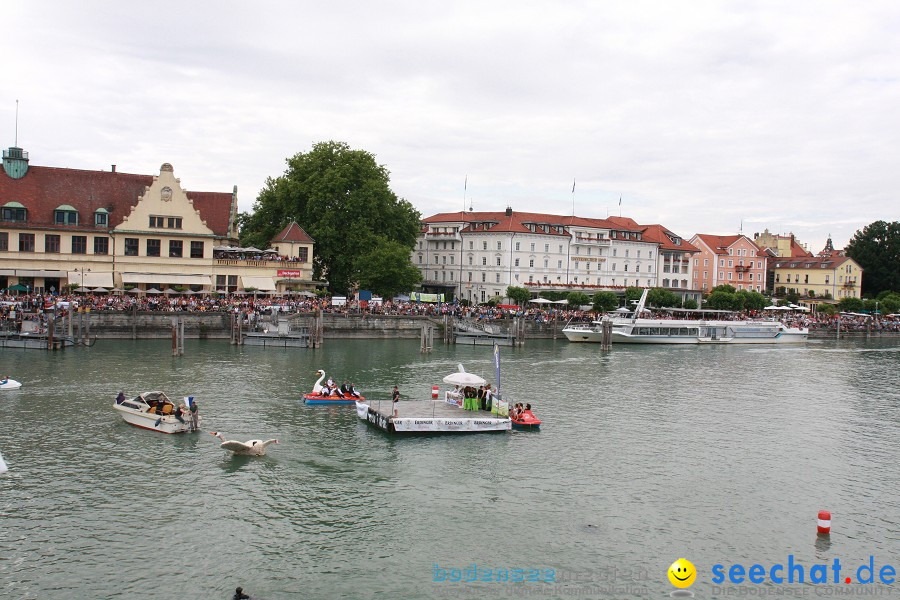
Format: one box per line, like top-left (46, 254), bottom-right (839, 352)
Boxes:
top-left (131, 303), bottom-right (137, 340)
top-left (84, 307), bottom-right (91, 344)
top-left (836, 318), bottom-right (841, 340)
top-left (601, 319), bottom-right (612, 350)
top-left (47, 313), bottom-right (55, 350)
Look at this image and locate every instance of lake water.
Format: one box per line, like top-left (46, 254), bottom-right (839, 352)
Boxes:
top-left (1, 338), bottom-right (899, 599)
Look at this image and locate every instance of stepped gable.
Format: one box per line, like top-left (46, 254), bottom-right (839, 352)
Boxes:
top-left (0, 164), bottom-right (233, 236)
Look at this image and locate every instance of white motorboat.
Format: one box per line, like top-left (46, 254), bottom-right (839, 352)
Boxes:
top-left (0, 378), bottom-right (22, 390)
top-left (113, 391), bottom-right (199, 434)
top-left (563, 290), bottom-right (808, 345)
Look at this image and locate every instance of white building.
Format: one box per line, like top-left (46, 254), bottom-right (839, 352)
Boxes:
top-left (415, 208), bottom-right (700, 304)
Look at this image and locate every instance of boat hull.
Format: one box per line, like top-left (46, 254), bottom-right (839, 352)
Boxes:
top-left (1, 379), bottom-right (22, 390)
top-left (566, 318), bottom-right (808, 344)
top-left (114, 406), bottom-right (195, 434)
top-left (303, 393), bottom-right (365, 405)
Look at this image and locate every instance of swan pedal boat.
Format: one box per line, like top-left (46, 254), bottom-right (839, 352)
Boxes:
top-left (0, 379), bottom-right (22, 390)
top-left (113, 391), bottom-right (199, 434)
top-left (303, 369), bottom-right (364, 404)
top-left (510, 410), bottom-right (541, 430)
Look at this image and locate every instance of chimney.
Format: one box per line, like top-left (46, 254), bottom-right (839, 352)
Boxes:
top-left (111, 164), bottom-right (116, 173)
top-left (505, 206), bottom-right (512, 216)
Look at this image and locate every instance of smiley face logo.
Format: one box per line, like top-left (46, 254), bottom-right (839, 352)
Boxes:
top-left (668, 558), bottom-right (696, 588)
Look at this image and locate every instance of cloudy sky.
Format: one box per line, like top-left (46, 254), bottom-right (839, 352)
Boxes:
top-left (3, 1), bottom-right (898, 252)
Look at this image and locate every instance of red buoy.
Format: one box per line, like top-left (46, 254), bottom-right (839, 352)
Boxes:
top-left (431, 385), bottom-right (439, 399)
top-left (817, 510), bottom-right (831, 534)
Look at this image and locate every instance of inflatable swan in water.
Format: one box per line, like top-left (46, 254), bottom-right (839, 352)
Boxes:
top-left (0, 378), bottom-right (22, 390)
top-left (210, 432), bottom-right (279, 456)
top-left (312, 369), bottom-right (326, 394)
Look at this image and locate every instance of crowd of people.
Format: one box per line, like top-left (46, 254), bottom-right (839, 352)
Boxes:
top-left (2, 291), bottom-right (899, 334)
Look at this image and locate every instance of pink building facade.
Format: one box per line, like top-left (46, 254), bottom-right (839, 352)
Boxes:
top-left (688, 234), bottom-right (768, 293)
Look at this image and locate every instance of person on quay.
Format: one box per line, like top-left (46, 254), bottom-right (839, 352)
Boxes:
top-left (477, 386), bottom-right (486, 411)
top-left (391, 385), bottom-right (400, 416)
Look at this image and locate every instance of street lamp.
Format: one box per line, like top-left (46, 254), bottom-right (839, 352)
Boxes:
top-left (76, 267), bottom-right (91, 293)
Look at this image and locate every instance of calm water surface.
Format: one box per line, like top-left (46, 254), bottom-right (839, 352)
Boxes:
top-left (1, 338), bottom-right (899, 599)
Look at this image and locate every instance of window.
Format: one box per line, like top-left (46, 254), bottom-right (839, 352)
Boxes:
top-left (530, 243), bottom-right (535, 252)
top-left (2, 206), bottom-right (26, 222)
top-left (727, 272), bottom-right (733, 280)
top-left (612, 249), bottom-right (617, 257)
top-left (497, 242), bottom-right (502, 251)
top-left (728, 260), bottom-right (733, 267)
top-left (147, 239), bottom-right (161, 257)
top-left (469, 241), bottom-right (473, 250)
top-left (514, 258), bottom-right (520, 267)
top-left (169, 240), bottom-right (183, 257)
top-left (434, 255), bottom-right (439, 264)
top-left (150, 216), bottom-right (165, 228)
top-left (442, 256), bottom-right (447, 264)
top-left (299, 247), bottom-right (308, 262)
top-left (529, 259), bottom-right (534, 268)
top-left (468, 256), bottom-right (473, 265)
top-left (719, 259), bottom-right (724, 267)
top-left (94, 237), bottom-right (108, 255)
top-left (190, 241), bottom-right (204, 259)
top-left (418, 255), bottom-right (423, 264)
top-left (468, 272), bottom-right (472, 281)
top-left (450, 256), bottom-right (454, 265)
top-left (482, 273), bottom-right (486, 282)
top-left (544, 244), bottom-right (549, 252)
top-left (496, 257), bottom-right (501, 266)
top-left (558, 260), bottom-right (562, 268)
top-left (167, 217), bottom-right (182, 229)
top-left (544, 259), bottom-right (548, 268)
top-left (0, 232), bottom-right (7, 251)
top-left (19, 233), bottom-right (34, 252)
top-left (125, 238), bottom-right (139, 256)
top-left (515, 242), bottom-right (520, 251)
top-left (55, 209), bottom-right (78, 225)
top-left (496, 273), bottom-right (500, 283)
top-left (483, 241), bottom-right (488, 250)
top-left (559, 245), bottom-right (563, 253)
top-left (45, 234), bottom-right (60, 253)
top-left (71, 236), bottom-right (87, 254)
top-left (95, 211), bottom-right (108, 226)
top-left (704, 258), bottom-right (709, 266)
top-left (625, 250), bottom-right (629, 258)
top-left (482, 257), bottom-right (487, 266)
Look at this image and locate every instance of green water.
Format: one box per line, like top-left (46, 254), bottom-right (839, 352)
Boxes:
top-left (1, 338), bottom-right (899, 599)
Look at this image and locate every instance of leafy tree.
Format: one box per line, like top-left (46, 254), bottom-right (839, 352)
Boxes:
top-left (592, 291), bottom-right (619, 312)
top-left (506, 286), bottom-right (531, 306)
top-left (706, 290), bottom-right (737, 310)
top-left (646, 288), bottom-right (679, 307)
top-left (845, 220), bottom-right (900, 295)
top-left (816, 303), bottom-right (837, 316)
top-left (711, 284), bottom-right (737, 294)
top-left (837, 297), bottom-right (864, 312)
top-left (239, 141), bottom-right (421, 293)
top-left (734, 290), bottom-right (768, 312)
top-left (682, 299), bottom-right (698, 309)
top-left (784, 290), bottom-right (800, 304)
top-left (354, 240), bottom-right (422, 299)
top-left (566, 291), bottom-right (591, 308)
top-left (624, 287), bottom-right (644, 306)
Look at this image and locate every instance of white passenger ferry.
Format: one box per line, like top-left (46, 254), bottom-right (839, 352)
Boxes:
top-left (562, 290), bottom-right (808, 345)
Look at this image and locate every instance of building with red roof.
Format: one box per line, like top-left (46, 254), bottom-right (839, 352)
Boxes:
top-left (0, 145), bottom-right (317, 294)
top-left (417, 207), bottom-right (700, 304)
top-left (689, 233), bottom-right (767, 293)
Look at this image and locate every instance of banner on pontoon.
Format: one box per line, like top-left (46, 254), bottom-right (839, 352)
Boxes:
top-left (391, 417), bottom-right (509, 432)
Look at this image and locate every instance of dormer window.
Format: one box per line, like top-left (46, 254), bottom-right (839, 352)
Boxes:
top-left (54, 205), bottom-right (79, 225)
top-left (94, 208), bottom-right (109, 227)
top-left (1, 201), bottom-right (27, 222)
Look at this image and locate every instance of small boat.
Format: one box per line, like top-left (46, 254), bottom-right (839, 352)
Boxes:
top-left (0, 378), bottom-right (22, 390)
top-left (113, 391), bottom-right (199, 434)
top-left (510, 409), bottom-right (541, 430)
top-left (303, 369), bottom-right (365, 404)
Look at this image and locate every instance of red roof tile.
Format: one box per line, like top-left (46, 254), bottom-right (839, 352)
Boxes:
top-left (0, 164), bottom-right (233, 236)
top-left (271, 221), bottom-right (314, 243)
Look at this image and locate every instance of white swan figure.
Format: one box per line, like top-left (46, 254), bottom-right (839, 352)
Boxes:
top-left (312, 369), bottom-right (326, 394)
top-left (0, 378), bottom-right (22, 390)
top-left (210, 432), bottom-right (279, 456)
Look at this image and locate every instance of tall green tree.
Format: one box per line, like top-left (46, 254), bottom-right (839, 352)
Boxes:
top-left (354, 240), bottom-right (422, 299)
top-left (592, 291), bottom-right (619, 312)
top-left (566, 291), bottom-right (591, 308)
top-left (506, 286), bottom-right (531, 306)
top-left (239, 141), bottom-right (421, 293)
top-left (646, 288), bottom-right (679, 307)
top-left (845, 220), bottom-right (900, 296)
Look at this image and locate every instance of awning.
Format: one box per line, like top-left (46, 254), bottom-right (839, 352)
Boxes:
top-left (122, 273), bottom-right (213, 286)
top-left (17, 270), bottom-right (69, 278)
top-left (0, 269), bottom-right (15, 276)
top-left (240, 276), bottom-right (277, 291)
top-left (67, 272), bottom-right (114, 288)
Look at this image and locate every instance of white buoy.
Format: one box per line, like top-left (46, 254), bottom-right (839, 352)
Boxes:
top-left (0, 451), bottom-right (8, 474)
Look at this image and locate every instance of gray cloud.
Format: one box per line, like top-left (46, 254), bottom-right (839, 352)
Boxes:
top-left (3, 1), bottom-right (899, 253)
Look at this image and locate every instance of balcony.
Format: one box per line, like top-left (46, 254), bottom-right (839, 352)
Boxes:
top-left (425, 231), bottom-right (462, 242)
top-left (573, 236), bottom-right (611, 246)
top-left (842, 281), bottom-right (856, 288)
top-left (735, 265), bottom-right (751, 272)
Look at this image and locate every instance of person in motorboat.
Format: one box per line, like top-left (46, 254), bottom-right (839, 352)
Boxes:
top-left (115, 391), bottom-right (126, 405)
top-left (174, 403), bottom-right (187, 425)
top-left (1, 376), bottom-right (7, 385)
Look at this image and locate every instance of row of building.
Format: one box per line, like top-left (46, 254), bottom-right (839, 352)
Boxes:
top-left (0, 143), bottom-right (862, 306)
top-left (415, 211), bottom-right (862, 308)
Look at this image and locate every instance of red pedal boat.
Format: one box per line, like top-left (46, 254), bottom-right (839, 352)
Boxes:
top-left (510, 409), bottom-right (541, 430)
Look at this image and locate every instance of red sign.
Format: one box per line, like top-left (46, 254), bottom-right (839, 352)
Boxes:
top-left (277, 270), bottom-right (303, 278)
